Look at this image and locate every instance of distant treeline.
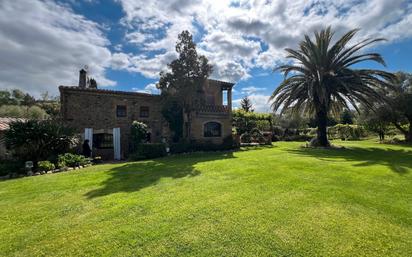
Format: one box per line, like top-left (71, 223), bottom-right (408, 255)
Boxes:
top-left (0, 89), bottom-right (60, 119)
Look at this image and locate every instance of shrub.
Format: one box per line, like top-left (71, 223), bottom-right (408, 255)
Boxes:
top-left (272, 126), bottom-right (284, 137)
top-left (5, 120), bottom-right (75, 164)
top-left (169, 136), bottom-right (238, 154)
top-left (240, 132), bottom-right (252, 143)
top-left (37, 161), bottom-right (55, 172)
top-left (0, 105), bottom-right (48, 119)
top-left (283, 135), bottom-right (313, 141)
top-left (0, 160), bottom-right (24, 176)
top-left (130, 121), bottom-right (149, 152)
top-left (129, 143), bottom-right (167, 160)
top-left (250, 128), bottom-right (266, 143)
top-left (222, 135), bottom-right (239, 149)
top-left (57, 153), bottom-right (91, 168)
top-left (328, 124), bottom-right (367, 140)
top-left (170, 141), bottom-right (191, 154)
top-left (232, 110), bottom-right (272, 135)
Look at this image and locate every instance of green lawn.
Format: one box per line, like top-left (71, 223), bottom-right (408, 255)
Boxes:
top-left (0, 140), bottom-right (411, 256)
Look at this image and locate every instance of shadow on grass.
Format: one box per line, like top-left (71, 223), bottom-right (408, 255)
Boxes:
top-left (287, 146), bottom-right (412, 175)
top-left (85, 151), bottom-right (236, 199)
top-left (239, 144), bottom-right (276, 151)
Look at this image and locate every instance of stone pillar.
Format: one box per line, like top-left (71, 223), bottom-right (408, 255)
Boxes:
top-left (79, 69), bottom-right (87, 88)
top-left (227, 89), bottom-right (232, 110)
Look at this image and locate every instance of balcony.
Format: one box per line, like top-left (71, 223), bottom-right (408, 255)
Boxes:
top-left (195, 105), bottom-right (230, 114)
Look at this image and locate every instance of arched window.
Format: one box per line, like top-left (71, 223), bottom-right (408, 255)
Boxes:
top-left (204, 122), bottom-right (222, 137)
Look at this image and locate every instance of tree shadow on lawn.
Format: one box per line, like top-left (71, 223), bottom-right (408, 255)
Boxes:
top-left (287, 146), bottom-right (412, 175)
top-left (85, 151), bottom-right (236, 199)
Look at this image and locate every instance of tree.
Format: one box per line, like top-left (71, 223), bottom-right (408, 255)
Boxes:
top-left (0, 105), bottom-right (48, 119)
top-left (270, 27), bottom-right (394, 147)
top-left (388, 72), bottom-right (412, 142)
top-left (340, 109), bottom-right (354, 124)
top-left (22, 93), bottom-right (36, 106)
top-left (0, 90), bottom-right (16, 106)
top-left (240, 96), bottom-right (254, 112)
top-left (5, 120), bottom-right (75, 166)
top-left (359, 105), bottom-right (392, 141)
top-left (158, 30), bottom-right (213, 141)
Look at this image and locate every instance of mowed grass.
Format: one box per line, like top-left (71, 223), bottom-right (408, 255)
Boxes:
top-left (0, 141), bottom-right (411, 256)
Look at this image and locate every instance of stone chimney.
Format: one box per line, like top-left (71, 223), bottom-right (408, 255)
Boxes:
top-left (79, 69), bottom-right (87, 88)
top-left (89, 78), bottom-right (97, 89)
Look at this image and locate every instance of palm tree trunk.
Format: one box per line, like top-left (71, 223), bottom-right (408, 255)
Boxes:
top-left (316, 107), bottom-right (330, 147)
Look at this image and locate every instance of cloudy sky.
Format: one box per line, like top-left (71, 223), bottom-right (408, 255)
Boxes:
top-left (1, 0), bottom-right (412, 112)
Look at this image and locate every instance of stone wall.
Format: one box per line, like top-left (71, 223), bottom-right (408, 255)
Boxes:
top-left (190, 110), bottom-right (232, 144)
top-left (60, 86), bottom-right (166, 158)
top-left (60, 78), bottom-right (235, 159)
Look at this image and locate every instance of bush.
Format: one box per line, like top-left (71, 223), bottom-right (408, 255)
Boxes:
top-left (170, 141), bottom-right (191, 154)
top-left (0, 105), bottom-right (48, 119)
top-left (222, 135), bottom-right (239, 149)
top-left (169, 136), bottom-right (238, 154)
top-left (328, 124), bottom-right (367, 140)
top-left (129, 143), bottom-right (167, 160)
top-left (130, 121), bottom-right (149, 152)
top-left (250, 128), bottom-right (266, 143)
top-left (57, 153), bottom-right (91, 168)
top-left (283, 135), bottom-right (313, 141)
top-left (240, 132), bottom-right (252, 143)
top-left (0, 160), bottom-right (24, 176)
top-left (37, 161), bottom-right (55, 172)
top-left (5, 120), bottom-right (75, 164)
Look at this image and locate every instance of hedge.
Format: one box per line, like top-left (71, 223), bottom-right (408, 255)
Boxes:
top-left (129, 143), bottom-right (167, 160)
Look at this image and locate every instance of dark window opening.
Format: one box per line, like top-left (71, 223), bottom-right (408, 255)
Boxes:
top-left (140, 106), bottom-right (149, 118)
top-left (116, 105), bottom-right (127, 117)
top-left (93, 133), bottom-right (113, 149)
top-left (204, 122), bottom-right (222, 137)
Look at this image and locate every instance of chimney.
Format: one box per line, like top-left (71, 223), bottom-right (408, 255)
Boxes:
top-left (89, 78), bottom-right (97, 89)
top-left (79, 69), bottom-right (87, 88)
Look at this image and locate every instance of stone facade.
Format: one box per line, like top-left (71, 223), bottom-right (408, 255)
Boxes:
top-left (59, 71), bottom-right (234, 160)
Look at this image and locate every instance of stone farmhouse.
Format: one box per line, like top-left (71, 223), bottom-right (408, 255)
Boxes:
top-left (59, 69), bottom-right (235, 160)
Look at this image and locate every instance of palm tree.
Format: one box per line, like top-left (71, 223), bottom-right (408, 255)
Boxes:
top-left (270, 27), bottom-right (395, 147)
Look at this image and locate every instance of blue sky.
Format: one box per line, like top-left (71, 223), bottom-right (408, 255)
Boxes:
top-left (1, 0), bottom-right (412, 112)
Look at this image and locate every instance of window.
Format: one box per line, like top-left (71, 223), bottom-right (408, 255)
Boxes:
top-left (140, 106), bottom-right (149, 118)
top-left (204, 122), bottom-right (222, 137)
top-left (93, 133), bottom-right (113, 149)
top-left (116, 105), bottom-right (127, 117)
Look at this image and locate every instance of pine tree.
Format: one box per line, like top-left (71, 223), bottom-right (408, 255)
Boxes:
top-left (240, 96), bottom-right (254, 112)
top-left (158, 30), bottom-right (213, 141)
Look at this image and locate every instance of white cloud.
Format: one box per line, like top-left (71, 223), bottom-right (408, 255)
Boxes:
top-left (132, 83), bottom-right (160, 94)
top-left (0, 0), bottom-right (116, 96)
top-left (233, 94), bottom-right (273, 113)
top-left (117, 0), bottom-right (412, 82)
top-left (110, 52), bottom-right (131, 70)
top-left (241, 86), bottom-right (266, 95)
top-left (2, 0), bottom-right (412, 97)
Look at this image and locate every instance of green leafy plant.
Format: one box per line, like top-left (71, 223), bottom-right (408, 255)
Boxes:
top-left (328, 124), bottom-right (367, 141)
top-left (5, 120), bottom-right (75, 165)
top-left (37, 161), bottom-right (55, 172)
top-left (57, 153), bottom-right (90, 168)
top-left (130, 121), bottom-right (148, 152)
top-left (129, 143), bottom-right (167, 160)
